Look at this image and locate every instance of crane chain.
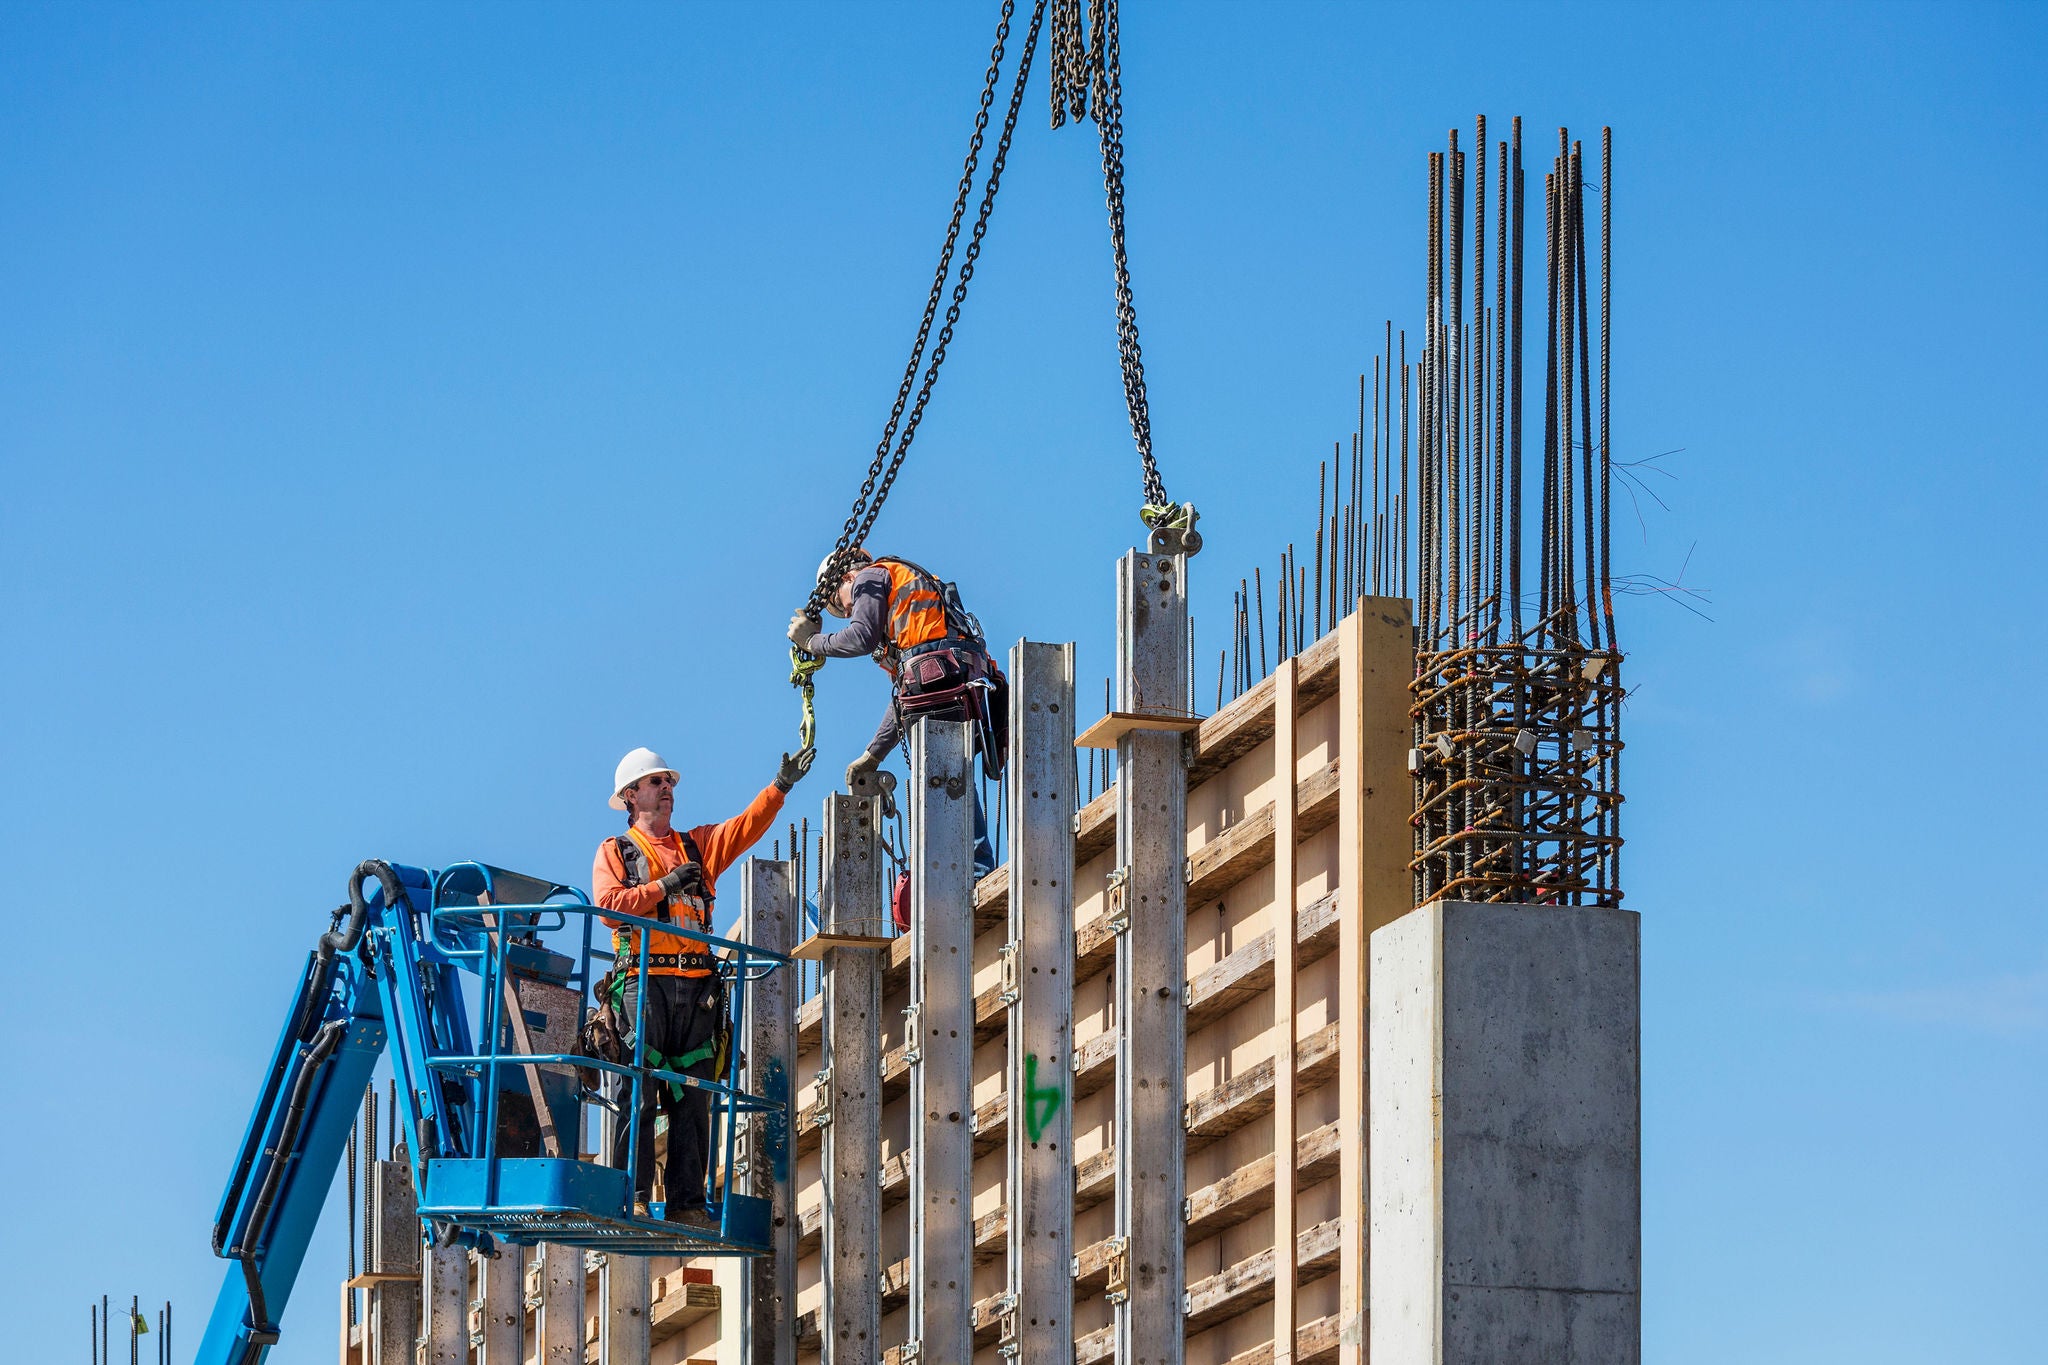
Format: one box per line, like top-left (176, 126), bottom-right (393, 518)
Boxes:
top-left (805, 0), bottom-right (1047, 619)
top-left (1048, 0), bottom-right (1197, 554)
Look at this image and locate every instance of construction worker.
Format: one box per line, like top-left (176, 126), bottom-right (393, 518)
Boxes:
top-left (789, 549), bottom-right (1005, 876)
top-left (592, 742), bottom-right (812, 1226)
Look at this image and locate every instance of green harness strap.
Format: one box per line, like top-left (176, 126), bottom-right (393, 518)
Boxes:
top-left (606, 974), bottom-right (725, 1097)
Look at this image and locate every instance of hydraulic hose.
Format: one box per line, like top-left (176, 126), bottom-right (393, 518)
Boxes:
top-left (231, 1017), bottom-right (348, 1342)
top-left (213, 861), bottom-right (408, 1258)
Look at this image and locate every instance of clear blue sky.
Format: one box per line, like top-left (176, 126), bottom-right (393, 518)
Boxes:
top-left (3, 2), bottom-right (2042, 1361)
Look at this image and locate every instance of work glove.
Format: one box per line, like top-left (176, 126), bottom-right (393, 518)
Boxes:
top-left (845, 750), bottom-right (881, 791)
top-left (788, 611), bottom-right (823, 650)
top-left (659, 862), bottom-right (711, 904)
top-left (774, 746), bottom-right (816, 792)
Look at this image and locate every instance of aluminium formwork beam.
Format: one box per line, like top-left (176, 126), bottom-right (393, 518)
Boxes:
top-left (1112, 550), bottom-right (1190, 1365)
top-left (741, 857), bottom-right (800, 1365)
top-left (1003, 640), bottom-right (1077, 1364)
top-left (822, 785), bottom-right (885, 1365)
top-left (907, 717), bottom-right (977, 1364)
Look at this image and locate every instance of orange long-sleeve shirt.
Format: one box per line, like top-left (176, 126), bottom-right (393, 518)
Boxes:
top-left (592, 782), bottom-right (787, 976)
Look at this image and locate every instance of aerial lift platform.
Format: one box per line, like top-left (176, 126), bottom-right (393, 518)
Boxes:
top-left (197, 858), bottom-right (792, 1365)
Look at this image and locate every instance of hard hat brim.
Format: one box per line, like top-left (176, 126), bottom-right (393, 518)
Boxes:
top-left (609, 767), bottom-right (679, 810)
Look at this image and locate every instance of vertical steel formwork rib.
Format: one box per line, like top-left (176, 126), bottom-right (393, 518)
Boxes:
top-left (822, 786), bottom-right (884, 1365)
top-left (908, 717), bottom-right (977, 1364)
top-left (742, 857), bottom-right (800, 1365)
top-left (1112, 550), bottom-right (1189, 1365)
top-left (1003, 641), bottom-right (1077, 1365)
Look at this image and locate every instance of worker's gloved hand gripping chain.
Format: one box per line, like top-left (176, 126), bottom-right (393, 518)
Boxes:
top-left (196, 858), bottom-right (794, 1365)
top-left (789, 0), bottom-right (1196, 762)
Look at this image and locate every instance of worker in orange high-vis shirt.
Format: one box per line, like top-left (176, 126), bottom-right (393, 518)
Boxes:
top-left (789, 548), bottom-right (1006, 875)
top-left (593, 742), bottom-right (812, 1225)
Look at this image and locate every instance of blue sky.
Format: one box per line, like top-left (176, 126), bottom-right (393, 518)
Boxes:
top-left (3, 2), bottom-right (2043, 1361)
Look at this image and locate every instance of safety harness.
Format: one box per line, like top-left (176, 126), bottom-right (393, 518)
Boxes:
top-left (611, 828), bottom-right (717, 976)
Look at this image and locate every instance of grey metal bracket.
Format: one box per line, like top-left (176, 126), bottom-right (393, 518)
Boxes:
top-left (1105, 865), bottom-right (1132, 935)
top-left (901, 1001), bottom-right (922, 1065)
top-left (997, 939), bottom-right (1021, 1007)
top-left (1103, 1236), bottom-right (1132, 1306)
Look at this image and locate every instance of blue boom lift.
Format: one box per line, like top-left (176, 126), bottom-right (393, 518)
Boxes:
top-left (197, 858), bottom-right (792, 1365)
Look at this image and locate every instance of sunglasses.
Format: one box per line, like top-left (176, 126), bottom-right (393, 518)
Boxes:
top-left (640, 773), bottom-right (676, 790)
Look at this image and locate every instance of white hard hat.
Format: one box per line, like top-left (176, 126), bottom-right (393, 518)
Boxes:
top-left (609, 747), bottom-right (677, 810)
top-left (816, 547), bottom-right (871, 588)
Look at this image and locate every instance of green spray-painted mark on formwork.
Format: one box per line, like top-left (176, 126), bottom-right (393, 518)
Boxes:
top-left (1023, 1053), bottom-right (1064, 1142)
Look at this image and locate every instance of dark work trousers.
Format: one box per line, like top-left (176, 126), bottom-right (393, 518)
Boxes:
top-left (610, 972), bottom-right (724, 1209)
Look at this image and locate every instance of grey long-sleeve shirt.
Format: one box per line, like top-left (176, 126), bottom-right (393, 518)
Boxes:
top-left (808, 565), bottom-right (901, 758)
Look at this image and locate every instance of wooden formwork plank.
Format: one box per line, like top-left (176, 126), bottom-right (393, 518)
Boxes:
top-left (788, 749), bottom-right (1342, 1056)
top-left (792, 902), bottom-right (1344, 1258)
top-left (789, 778), bottom-right (1341, 1161)
top-left (649, 1283), bottom-right (721, 1343)
top-left (794, 1119), bottom-right (1346, 1343)
top-left (1074, 1220), bottom-right (1343, 1363)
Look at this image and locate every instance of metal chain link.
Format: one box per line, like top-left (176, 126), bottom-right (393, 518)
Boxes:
top-left (805, 0), bottom-right (1046, 617)
top-left (1049, 0), bottom-right (1169, 515)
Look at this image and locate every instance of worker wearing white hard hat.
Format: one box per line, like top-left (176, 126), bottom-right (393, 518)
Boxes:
top-left (590, 738), bottom-right (813, 1225)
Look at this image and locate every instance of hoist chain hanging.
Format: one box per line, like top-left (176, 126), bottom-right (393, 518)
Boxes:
top-left (1048, 0), bottom-right (1198, 554)
top-left (803, 0), bottom-right (1048, 618)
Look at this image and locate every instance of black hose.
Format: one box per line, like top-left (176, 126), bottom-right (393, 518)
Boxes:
top-left (213, 861), bottom-right (406, 1259)
top-left (233, 1018), bottom-right (347, 1341)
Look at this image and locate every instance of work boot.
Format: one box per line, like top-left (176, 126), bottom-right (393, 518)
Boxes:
top-left (667, 1203), bottom-right (718, 1231)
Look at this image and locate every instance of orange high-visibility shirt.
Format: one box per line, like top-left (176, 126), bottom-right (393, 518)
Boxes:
top-left (592, 782), bottom-right (787, 976)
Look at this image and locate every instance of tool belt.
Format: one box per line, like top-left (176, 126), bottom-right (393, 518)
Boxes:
top-left (624, 951), bottom-right (716, 974)
top-left (895, 639), bottom-right (1010, 775)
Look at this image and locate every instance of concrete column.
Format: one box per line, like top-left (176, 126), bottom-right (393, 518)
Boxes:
top-left (366, 1160), bottom-right (420, 1365)
top-left (908, 716), bottom-right (976, 1364)
top-left (475, 1245), bottom-right (524, 1363)
top-left (1003, 640), bottom-right (1077, 1364)
top-left (1369, 899), bottom-right (1641, 1364)
top-left (1112, 549), bottom-right (1189, 1365)
top-left (598, 1252), bottom-right (651, 1365)
top-left (530, 1242), bottom-right (583, 1365)
top-left (1336, 596), bottom-right (1416, 1363)
top-left (742, 857), bottom-right (799, 1365)
top-left (420, 1243), bottom-right (467, 1365)
top-left (822, 786), bottom-right (884, 1365)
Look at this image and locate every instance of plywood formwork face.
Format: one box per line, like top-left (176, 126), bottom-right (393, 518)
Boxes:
top-left (770, 597), bottom-right (1414, 1365)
